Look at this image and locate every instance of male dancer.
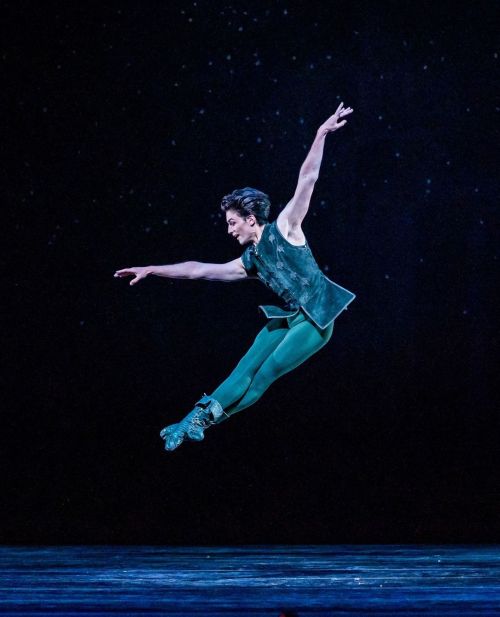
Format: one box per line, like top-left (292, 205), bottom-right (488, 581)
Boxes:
top-left (114, 103), bottom-right (355, 451)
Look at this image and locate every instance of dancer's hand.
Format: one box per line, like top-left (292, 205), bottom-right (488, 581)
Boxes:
top-left (319, 102), bottom-right (353, 133)
top-left (114, 266), bottom-right (151, 286)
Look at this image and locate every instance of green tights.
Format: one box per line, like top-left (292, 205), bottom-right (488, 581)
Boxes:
top-left (209, 310), bottom-right (334, 418)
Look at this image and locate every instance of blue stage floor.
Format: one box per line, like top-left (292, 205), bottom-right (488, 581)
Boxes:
top-left (0, 545), bottom-right (499, 615)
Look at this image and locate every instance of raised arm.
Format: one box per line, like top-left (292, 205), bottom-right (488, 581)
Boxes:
top-left (277, 102), bottom-right (353, 236)
top-left (114, 257), bottom-right (248, 286)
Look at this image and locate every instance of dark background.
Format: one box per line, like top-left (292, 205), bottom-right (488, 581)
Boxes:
top-left (3, 1), bottom-right (498, 544)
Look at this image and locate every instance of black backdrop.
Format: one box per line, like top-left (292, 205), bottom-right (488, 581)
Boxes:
top-left (4, 0), bottom-right (498, 544)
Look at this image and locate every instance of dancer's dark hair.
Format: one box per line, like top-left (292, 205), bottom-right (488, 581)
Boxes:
top-left (220, 187), bottom-right (271, 225)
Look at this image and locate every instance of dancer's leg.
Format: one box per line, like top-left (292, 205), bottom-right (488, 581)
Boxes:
top-left (161, 313), bottom-right (333, 450)
top-left (208, 318), bottom-right (289, 411)
top-left (226, 314), bottom-right (334, 416)
top-left (161, 319), bottom-right (289, 450)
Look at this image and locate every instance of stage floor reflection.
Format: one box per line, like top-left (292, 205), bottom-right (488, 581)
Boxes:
top-left (0, 545), bottom-right (499, 615)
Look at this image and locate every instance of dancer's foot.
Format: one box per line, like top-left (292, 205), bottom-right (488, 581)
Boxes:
top-left (160, 395), bottom-right (225, 451)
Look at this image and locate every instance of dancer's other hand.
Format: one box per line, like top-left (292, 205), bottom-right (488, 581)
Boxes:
top-left (114, 266), bottom-right (151, 286)
top-left (319, 102), bottom-right (353, 133)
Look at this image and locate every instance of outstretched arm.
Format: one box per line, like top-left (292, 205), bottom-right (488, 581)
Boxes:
top-left (278, 102), bottom-right (353, 235)
top-left (114, 257), bottom-right (248, 285)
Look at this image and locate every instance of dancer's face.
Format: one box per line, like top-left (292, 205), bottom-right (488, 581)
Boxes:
top-left (226, 209), bottom-right (257, 245)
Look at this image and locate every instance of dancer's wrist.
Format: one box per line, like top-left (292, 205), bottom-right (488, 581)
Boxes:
top-left (147, 265), bottom-right (160, 276)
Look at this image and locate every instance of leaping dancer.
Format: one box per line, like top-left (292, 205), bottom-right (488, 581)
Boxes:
top-left (114, 103), bottom-right (355, 451)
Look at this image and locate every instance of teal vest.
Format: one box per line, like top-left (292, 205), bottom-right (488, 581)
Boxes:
top-left (241, 220), bottom-right (355, 330)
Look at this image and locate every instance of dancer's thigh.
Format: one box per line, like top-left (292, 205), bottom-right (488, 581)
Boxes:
top-left (230, 318), bottom-right (289, 377)
top-left (225, 316), bottom-right (334, 414)
top-left (270, 316), bottom-right (334, 377)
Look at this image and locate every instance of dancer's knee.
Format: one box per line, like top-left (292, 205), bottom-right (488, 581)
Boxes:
top-left (248, 356), bottom-right (282, 393)
top-left (211, 367), bottom-right (253, 403)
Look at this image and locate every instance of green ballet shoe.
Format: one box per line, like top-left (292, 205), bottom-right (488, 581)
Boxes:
top-left (160, 394), bottom-right (226, 451)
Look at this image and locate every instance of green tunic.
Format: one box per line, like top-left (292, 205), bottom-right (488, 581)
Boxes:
top-left (241, 220), bottom-right (355, 330)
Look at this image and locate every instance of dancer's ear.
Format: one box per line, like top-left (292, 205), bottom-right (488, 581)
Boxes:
top-left (246, 214), bottom-right (257, 226)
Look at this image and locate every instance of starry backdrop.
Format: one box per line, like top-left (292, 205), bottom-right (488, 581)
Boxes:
top-left (3, 1), bottom-right (498, 544)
